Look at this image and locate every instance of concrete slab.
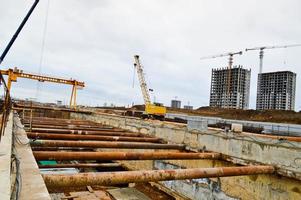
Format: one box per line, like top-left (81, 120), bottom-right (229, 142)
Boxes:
top-left (0, 113), bottom-right (13, 200)
top-left (13, 114), bottom-right (51, 200)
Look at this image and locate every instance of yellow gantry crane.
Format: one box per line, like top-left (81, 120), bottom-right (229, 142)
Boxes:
top-left (0, 67), bottom-right (84, 108)
top-left (133, 55), bottom-right (166, 119)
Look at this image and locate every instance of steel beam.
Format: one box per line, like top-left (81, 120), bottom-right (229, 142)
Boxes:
top-left (43, 165), bottom-right (274, 188)
top-left (27, 133), bottom-right (162, 143)
top-left (33, 151), bottom-right (221, 161)
top-left (31, 140), bottom-right (184, 150)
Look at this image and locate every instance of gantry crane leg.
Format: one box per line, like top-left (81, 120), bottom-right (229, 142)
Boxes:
top-left (70, 84), bottom-right (77, 108)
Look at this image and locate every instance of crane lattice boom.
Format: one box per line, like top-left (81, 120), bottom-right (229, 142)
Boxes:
top-left (133, 55), bottom-right (151, 105)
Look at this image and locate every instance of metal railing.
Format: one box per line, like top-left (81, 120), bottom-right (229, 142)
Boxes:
top-left (0, 73), bottom-right (12, 140)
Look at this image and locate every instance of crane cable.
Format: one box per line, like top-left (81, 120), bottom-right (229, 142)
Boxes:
top-left (35, 0), bottom-right (50, 100)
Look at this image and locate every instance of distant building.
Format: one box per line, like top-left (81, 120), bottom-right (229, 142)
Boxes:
top-left (256, 71), bottom-right (296, 111)
top-left (209, 66), bottom-right (251, 109)
top-left (56, 100), bottom-right (62, 106)
top-left (171, 100), bottom-right (181, 109)
top-left (184, 105), bottom-right (193, 110)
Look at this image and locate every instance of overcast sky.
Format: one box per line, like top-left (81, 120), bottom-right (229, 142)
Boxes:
top-left (0, 0), bottom-right (300, 110)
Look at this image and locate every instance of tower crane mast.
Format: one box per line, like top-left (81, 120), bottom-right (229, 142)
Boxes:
top-left (246, 44), bottom-right (301, 73)
top-left (200, 51), bottom-right (243, 108)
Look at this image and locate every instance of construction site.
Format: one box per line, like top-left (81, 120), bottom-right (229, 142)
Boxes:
top-left (1, 1), bottom-right (301, 200)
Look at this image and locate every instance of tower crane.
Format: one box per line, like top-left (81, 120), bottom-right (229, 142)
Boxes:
top-left (0, 67), bottom-right (84, 108)
top-left (133, 55), bottom-right (166, 119)
top-left (200, 51), bottom-right (243, 108)
top-left (245, 44), bottom-right (301, 74)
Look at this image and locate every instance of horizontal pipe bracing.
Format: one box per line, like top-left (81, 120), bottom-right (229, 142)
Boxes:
top-left (33, 151), bottom-right (221, 161)
top-left (22, 118), bottom-right (99, 123)
top-left (32, 147), bottom-right (96, 151)
top-left (24, 123), bottom-right (110, 128)
top-left (38, 163), bottom-right (122, 169)
top-left (28, 129), bottom-right (142, 137)
top-left (21, 117), bottom-right (95, 124)
top-left (23, 118), bottom-right (99, 123)
top-left (43, 165), bottom-right (275, 188)
top-left (25, 124), bottom-right (118, 131)
top-left (28, 127), bottom-right (125, 132)
top-left (22, 120), bottom-right (101, 126)
top-left (27, 132), bottom-right (163, 143)
top-left (30, 140), bottom-right (185, 150)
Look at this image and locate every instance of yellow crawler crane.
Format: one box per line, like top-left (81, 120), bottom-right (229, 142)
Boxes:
top-left (133, 55), bottom-right (166, 119)
top-left (0, 67), bottom-right (84, 108)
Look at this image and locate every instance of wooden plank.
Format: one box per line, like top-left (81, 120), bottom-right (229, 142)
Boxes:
top-left (69, 191), bottom-right (111, 200)
top-left (107, 188), bottom-right (151, 200)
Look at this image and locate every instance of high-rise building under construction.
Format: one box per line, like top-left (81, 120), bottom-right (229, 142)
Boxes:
top-left (256, 71), bottom-right (296, 111)
top-left (209, 66), bottom-right (251, 109)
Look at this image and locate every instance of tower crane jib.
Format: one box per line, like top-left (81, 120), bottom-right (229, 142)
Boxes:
top-left (245, 44), bottom-right (301, 73)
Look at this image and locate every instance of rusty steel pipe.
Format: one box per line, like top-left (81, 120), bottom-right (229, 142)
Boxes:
top-left (32, 147), bottom-right (96, 151)
top-left (28, 129), bottom-right (142, 137)
top-left (27, 132), bottom-right (162, 143)
top-left (31, 140), bottom-right (185, 150)
top-left (33, 151), bottom-right (221, 161)
top-left (28, 127), bottom-right (125, 132)
top-left (25, 124), bottom-right (116, 131)
top-left (23, 118), bottom-right (95, 123)
top-left (24, 123), bottom-right (109, 128)
top-left (38, 163), bottom-right (122, 169)
top-left (24, 117), bottom-right (100, 124)
top-left (43, 165), bottom-right (274, 188)
top-left (24, 121), bottom-right (102, 127)
top-left (22, 119), bottom-right (100, 124)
